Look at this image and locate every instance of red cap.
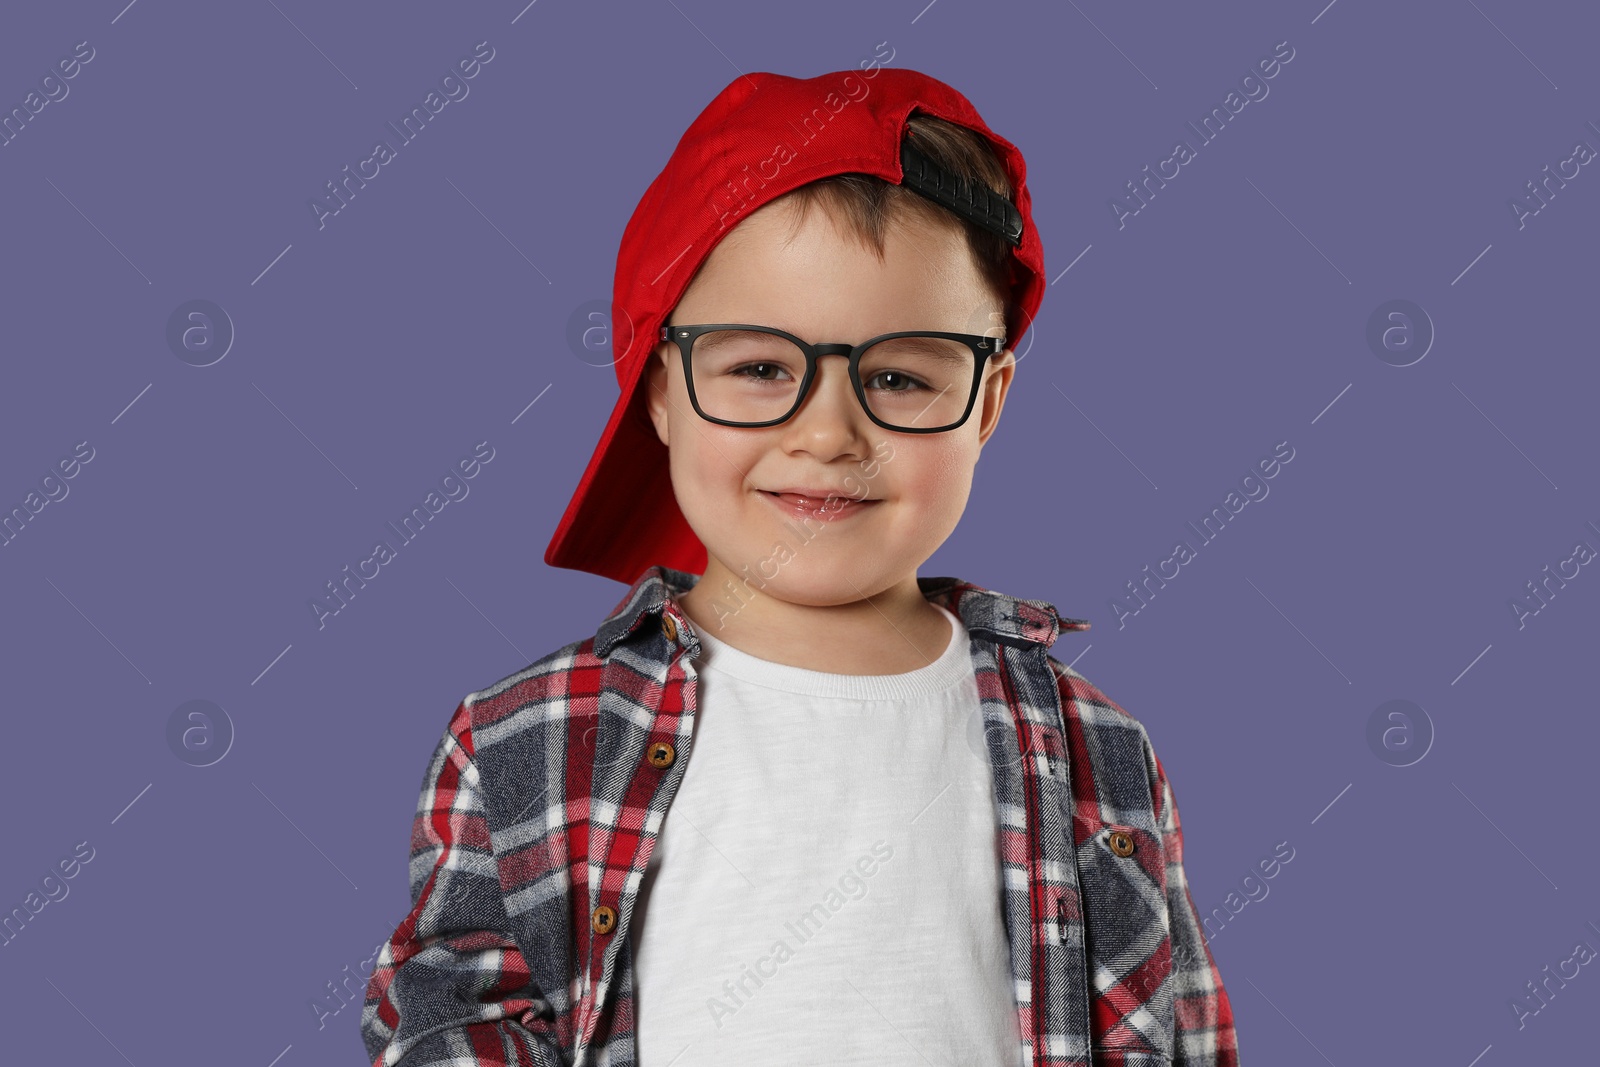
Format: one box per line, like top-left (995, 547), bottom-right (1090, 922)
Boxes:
top-left (543, 67), bottom-right (1046, 585)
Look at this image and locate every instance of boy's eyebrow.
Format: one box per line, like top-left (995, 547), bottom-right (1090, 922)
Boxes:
top-left (869, 335), bottom-right (974, 360)
top-left (693, 328), bottom-right (793, 350)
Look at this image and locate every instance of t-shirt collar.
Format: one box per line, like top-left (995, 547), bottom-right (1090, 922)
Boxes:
top-left (593, 564), bottom-right (1088, 660)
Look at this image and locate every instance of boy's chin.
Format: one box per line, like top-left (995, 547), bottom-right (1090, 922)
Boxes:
top-left (704, 549), bottom-right (917, 601)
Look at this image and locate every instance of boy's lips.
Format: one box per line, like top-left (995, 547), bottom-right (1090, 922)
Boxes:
top-left (758, 488), bottom-right (881, 519)
top-left (763, 486), bottom-right (876, 502)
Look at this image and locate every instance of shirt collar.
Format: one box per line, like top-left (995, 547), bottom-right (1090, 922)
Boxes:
top-left (593, 564), bottom-right (1089, 659)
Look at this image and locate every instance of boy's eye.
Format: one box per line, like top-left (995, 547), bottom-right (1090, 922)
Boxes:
top-left (864, 370), bottom-right (930, 393)
top-left (730, 362), bottom-right (793, 382)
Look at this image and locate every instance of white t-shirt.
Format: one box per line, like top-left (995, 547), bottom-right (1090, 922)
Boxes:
top-left (629, 602), bottom-right (1024, 1066)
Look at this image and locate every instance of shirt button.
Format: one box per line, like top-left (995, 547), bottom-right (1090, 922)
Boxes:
top-left (660, 613), bottom-right (678, 642)
top-left (647, 741), bottom-right (676, 768)
top-left (592, 905), bottom-right (617, 935)
top-left (1108, 830), bottom-right (1136, 857)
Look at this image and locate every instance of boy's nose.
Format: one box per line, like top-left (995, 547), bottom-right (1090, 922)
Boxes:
top-left (792, 355), bottom-right (865, 423)
top-left (774, 357), bottom-right (878, 455)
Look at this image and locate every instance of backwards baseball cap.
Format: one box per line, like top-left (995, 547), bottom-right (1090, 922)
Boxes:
top-left (544, 67), bottom-right (1046, 585)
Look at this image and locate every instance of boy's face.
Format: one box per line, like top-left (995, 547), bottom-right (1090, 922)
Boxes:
top-left (643, 196), bottom-right (1015, 608)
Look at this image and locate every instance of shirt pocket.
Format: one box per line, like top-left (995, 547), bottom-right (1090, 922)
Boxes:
top-left (1075, 823), bottom-right (1175, 1065)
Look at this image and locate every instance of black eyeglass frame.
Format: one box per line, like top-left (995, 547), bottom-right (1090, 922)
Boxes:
top-left (658, 323), bottom-right (1009, 434)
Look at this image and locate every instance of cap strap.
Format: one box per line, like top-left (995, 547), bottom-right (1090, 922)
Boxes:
top-left (898, 136), bottom-right (1023, 248)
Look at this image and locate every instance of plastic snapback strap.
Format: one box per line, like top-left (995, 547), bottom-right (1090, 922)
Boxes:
top-left (898, 135), bottom-right (1024, 248)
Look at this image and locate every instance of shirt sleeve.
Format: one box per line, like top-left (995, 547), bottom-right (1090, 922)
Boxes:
top-left (361, 709), bottom-right (565, 1067)
top-left (1151, 749), bottom-right (1241, 1066)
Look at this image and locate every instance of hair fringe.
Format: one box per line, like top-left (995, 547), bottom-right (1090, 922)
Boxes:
top-left (774, 112), bottom-right (1015, 330)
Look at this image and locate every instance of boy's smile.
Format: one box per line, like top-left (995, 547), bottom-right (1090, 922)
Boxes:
top-left (757, 488), bottom-right (880, 520)
top-left (644, 195), bottom-right (1016, 674)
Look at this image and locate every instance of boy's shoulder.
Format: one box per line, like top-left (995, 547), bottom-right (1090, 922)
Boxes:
top-left (1043, 654), bottom-right (1191, 835)
top-left (450, 633), bottom-right (601, 754)
top-left (447, 567), bottom-right (695, 749)
top-left (447, 570), bottom-right (688, 755)
top-left (1044, 655), bottom-right (1148, 732)
top-left (937, 567), bottom-right (1162, 784)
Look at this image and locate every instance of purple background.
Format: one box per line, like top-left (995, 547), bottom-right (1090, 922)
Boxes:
top-left (2, 1), bottom-right (1596, 1063)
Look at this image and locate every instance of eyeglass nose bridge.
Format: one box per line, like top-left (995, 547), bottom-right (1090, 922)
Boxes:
top-left (791, 342), bottom-right (870, 418)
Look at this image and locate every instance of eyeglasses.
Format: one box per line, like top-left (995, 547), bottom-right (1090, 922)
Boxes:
top-left (658, 323), bottom-right (1008, 433)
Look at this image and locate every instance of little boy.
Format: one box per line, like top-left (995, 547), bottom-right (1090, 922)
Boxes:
top-left (362, 67), bottom-right (1238, 1067)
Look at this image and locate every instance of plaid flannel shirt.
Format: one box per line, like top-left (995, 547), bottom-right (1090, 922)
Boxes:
top-left (361, 565), bottom-right (1238, 1066)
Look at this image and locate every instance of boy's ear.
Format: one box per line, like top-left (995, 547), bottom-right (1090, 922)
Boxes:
top-left (974, 349), bottom-right (1016, 448)
top-left (643, 343), bottom-right (672, 447)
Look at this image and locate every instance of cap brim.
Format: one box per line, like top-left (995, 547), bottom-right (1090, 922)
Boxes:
top-left (543, 352), bottom-right (707, 585)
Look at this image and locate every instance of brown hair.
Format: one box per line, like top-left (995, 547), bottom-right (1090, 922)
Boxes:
top-left (772, 112), bottom-right (1015, 333)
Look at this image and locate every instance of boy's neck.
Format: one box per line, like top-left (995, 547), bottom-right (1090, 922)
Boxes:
top-left (676, 568), bottom-right (953, 676)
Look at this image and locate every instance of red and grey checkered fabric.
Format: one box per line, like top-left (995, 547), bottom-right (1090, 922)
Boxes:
top-left (362, 565), bottom-right (1238, 1066)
